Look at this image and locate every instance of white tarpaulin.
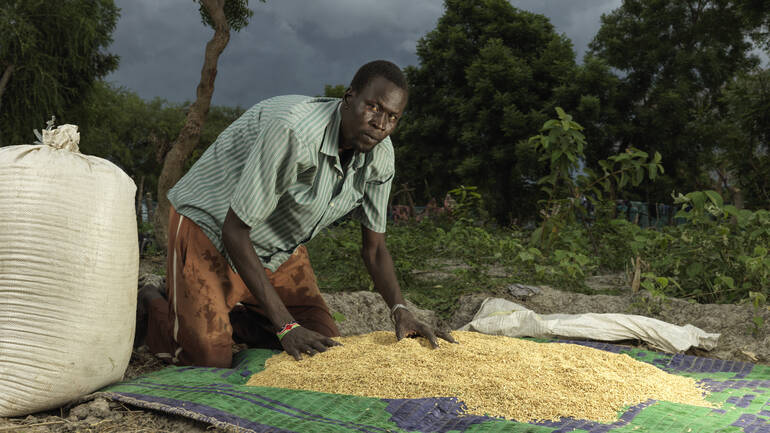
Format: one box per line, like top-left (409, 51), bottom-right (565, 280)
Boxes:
top-left (458, 297), bottom-right (720, 353)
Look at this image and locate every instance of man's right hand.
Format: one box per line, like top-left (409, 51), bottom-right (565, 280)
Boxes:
top-left (280, 326), bottom-right (341, 360)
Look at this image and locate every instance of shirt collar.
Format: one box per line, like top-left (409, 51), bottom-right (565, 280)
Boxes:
top-left (320, 101), bottom-right (366, 171)
top-left (320, 102), bottom-right (342, 158)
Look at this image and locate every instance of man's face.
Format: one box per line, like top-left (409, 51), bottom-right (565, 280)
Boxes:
top-left (340, 76), bottom-right (408, 153)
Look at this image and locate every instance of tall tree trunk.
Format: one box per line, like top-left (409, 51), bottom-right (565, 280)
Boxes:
top-left (0, 64), bottom-right (15, 145)
top-left (0, 64), bottom-right (15, 112)
top-left (146, 192), bottom-right (155, 225)
top-left (136, 175), bottom-right (145, 223)
top-left (154, 0), bottom-right (230, 250)
top-left (716, 165), bottom-right (745, 210)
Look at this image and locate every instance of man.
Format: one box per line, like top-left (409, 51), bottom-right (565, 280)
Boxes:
top-left (141, 60), bottom-right (455, 368)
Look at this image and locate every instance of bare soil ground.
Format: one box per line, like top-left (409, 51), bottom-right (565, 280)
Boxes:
top-left (1, 259), bottom-right (767, 433)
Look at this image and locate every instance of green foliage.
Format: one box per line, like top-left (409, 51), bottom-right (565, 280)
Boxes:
top-left (138, 221), bottom-right (162, 256)
top-left (747, 291), bottom-right (766, 338)
top-left (307, 185), bottom-right (770, 320)
top-left (529, 108), bottom-right (663, 250)
top-left (598, 190), bottom-right (770, 304)
top-left (196, 0), bottom-right (258, 31)
top-left (70, 82), bottom-right (242, 211)
top-left (307, 216), bottom-right (594, 318)
top-left (322, 84), bottom-right (346, 98)
top-left (588, 0), bottom-right (761, 204)
top-left (738, 0), bottom-right (770, 51)
top-left (631, 272), bottom-right (675, 315)
top-left (0, 0), bottom-right (119, 147)
top-left (552, 55), bottom-right (624, 172)
top-left (718, 68), bottom-right (770, 208)
top-left (394, 0), bottom-right (578, 223)
top-left (672, 190), bottom-right (733, 226)
top-left (72, 81), bottom-right (185, 198)
top-left (446, 185), bottom-right (484, 222)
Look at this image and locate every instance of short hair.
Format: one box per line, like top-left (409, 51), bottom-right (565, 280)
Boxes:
top-left (350, 60), bottom-right (408, 94)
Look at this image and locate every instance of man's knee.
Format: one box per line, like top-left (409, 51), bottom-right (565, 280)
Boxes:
top-left (182, 333), bottom-right (233, 368)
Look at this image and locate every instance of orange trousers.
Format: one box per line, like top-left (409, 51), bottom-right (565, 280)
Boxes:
top-left (145, 207), bottom-right (339, 367)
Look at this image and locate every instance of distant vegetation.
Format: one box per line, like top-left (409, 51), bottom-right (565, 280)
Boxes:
top-left (2, 0), bottom-right (769, 312)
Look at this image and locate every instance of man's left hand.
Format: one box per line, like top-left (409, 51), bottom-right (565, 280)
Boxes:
top-left (393, 308), bottom-right (457, 348)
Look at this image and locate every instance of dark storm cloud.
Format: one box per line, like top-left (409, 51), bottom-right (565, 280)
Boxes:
top-left (105, 0), bottom-right (619, 107)
top-left (201, 0), bottom-right (444, 106)
top-left (108, 1), bottom-right (211, 103)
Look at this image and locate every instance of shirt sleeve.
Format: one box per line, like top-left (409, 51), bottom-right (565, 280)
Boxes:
top-left (353, 141), bottom-right (394, 233)
top-left (230, 119), bottom-right (305, 228)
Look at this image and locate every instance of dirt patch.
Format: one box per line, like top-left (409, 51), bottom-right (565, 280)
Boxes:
top-left (448, 283), bottom-right (769, 364)
top-left (2, 266), bottom-right (767, 432)
top-left (322, 291), bottom-right (439, 336)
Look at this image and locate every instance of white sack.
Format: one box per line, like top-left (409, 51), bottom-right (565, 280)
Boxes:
top-left (458, 297), bottom-right (719, 353)
top-left (0, 126), bottom-right (138, 416)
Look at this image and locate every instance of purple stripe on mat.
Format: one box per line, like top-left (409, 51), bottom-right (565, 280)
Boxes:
top-left (556, 340), bottom-right (757, 379)
top-left (533, 400), bottom-right (655, 433)
top-left (121, 382), bottom-right (392, 433)
top-left (110, 392), bottom-right (294, 433)
top-left (382, 397), bottom-right (489, 432)
top-left (731, 413), bottom-right (770, 433)
top-left (763, 400), bottom-right (770, 417)
top-left (221, 369), bottom-right (238, 379)
top-left (381, 396), bottom-right (656, 433)
top-left (698, 379), bottom-right (770, 393)
top-left (736, 395), bottom-right (756, 408)
top-left (651, 354), bottom-right (754, 378)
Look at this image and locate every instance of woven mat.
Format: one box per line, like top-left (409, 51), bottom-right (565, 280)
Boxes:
top-left (96, 339), bottom-right (770, 433)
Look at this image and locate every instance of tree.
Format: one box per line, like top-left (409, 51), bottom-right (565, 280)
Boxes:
top-left (0, 0), bottom-right (119, 146)
top-left (393, 0), bottom-right (578, 223)
top-left (185, 104), bottom-right (246, 172)
top-left (552, 55), bottom-right (625, 171)
top-left (588, 0), bottom-right (761, 203)
top-left (717, 68), bottom-right (770, 208)
top-left (72, 81), bottom-right (245, 223)
top-left (154, 0), bottom-right (256, 248)
top-left (739, 0), bottom-right (770, 51)
top-left (322, 84), bottom-right (346, 98)
top-left (72, 81), bottom-right (186, 221)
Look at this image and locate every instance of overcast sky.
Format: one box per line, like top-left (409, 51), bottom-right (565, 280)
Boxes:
top-left (105, 0), bottom-right (621, 108)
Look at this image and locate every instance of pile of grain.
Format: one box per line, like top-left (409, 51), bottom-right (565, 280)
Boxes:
top-left (246, 331), bottom-right (714, 422)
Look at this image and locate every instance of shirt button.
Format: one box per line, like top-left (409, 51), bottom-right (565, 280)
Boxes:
top-left (338, 175), bottom-right (342, 179)
top-left (330, 202), bottom-right (335, 207)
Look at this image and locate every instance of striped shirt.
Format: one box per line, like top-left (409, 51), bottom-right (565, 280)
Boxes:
top-left (167, 95), bottom-right (394, 271)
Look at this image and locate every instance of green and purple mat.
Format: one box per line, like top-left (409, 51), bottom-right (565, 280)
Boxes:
top-left (96, 339), bottom-right (770, 433)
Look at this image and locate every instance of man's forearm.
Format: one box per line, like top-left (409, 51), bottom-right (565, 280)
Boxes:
top-left (362, 243), bottom-right (405, 309)
top-left (222, 211), bottom-right (294, 331)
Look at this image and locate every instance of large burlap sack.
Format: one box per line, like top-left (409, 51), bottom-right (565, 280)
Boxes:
top-left (0, 124), bottom-right (138, 416)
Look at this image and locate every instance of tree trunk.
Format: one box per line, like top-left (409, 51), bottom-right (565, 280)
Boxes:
top-left (154, 0), bottom-right (230, 250)
top-left (0, 64), bottom-right (15, 112)
top-left (716, 165), bottom-right (745, 210)
top-left (146, 192), bottom-right (155, 224)
top-left (0, 64), bottom-right (15, 145)
top-left (136, 175), bottom-right (145, 223)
